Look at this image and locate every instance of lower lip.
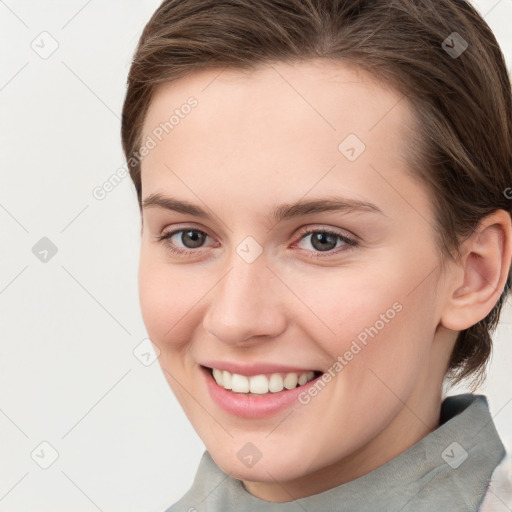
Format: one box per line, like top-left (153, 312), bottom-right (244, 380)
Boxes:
top-left (201, 365), bottom-right (322, 418)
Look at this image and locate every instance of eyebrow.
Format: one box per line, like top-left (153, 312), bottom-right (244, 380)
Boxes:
top-left (141, 192), bottom-right (384, 224)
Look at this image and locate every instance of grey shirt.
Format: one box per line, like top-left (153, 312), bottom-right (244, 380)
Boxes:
top-left (166, 394), bottom-right (505, 511)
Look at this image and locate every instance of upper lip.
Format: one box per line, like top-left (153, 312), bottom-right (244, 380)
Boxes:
top-left (200, 361), bottom-right (322, 377)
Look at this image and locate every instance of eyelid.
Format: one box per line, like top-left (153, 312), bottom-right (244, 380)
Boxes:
top-left (156, 223), bottom-right (358, 257)
top-left (294, 224), bottom-right (357, 243)
top-left (157, 223), bottom-right (214, 242)
top-left (289, 225), bottom-right (357, 256)
top-left (156, 225), bottom-right (216, 250)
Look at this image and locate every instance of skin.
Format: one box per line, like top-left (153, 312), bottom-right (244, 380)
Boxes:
top-left (137, 59), bottom-right (512, 502)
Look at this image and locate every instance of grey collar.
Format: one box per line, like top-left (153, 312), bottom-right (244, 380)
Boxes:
top-left (168, 394), bottom-right (505, 511)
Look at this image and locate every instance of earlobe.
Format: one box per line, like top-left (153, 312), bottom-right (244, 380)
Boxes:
top-left (440, 210), bottom-right (512, 332)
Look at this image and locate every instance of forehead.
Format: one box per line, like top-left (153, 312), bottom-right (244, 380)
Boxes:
top-left (142, 59), bottom-right (411, 143)
top-left (139, 59), bottom-right (426, 223)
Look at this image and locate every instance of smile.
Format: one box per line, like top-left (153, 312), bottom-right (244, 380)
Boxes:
top-left (199, 363), bottom-right (323, 418)
top-left (207, 366), bottom-right (322, 395)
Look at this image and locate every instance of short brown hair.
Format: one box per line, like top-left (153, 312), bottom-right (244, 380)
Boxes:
top-left (121, 0), bottom-right (512, 388)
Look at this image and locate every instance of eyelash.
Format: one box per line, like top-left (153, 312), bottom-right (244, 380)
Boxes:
top-left (155, 226), bottom-right (358, 259)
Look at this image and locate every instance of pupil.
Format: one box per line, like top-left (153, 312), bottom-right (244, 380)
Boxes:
top-left (182, 230), bottom-right (205, 248)
top-left (312, 232), bottom-right (337, 251)
top-left (179, 231), bottom-right (338, 251)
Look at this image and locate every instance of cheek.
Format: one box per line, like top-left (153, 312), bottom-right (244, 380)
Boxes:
top-left (295, 256), bottom-right (438, 391)
top-left (288, 265), bottom-right (438, 460)
top-left (138, 253), bottom-right (207, 404)
top-left (138, 250), bottom-right (203, 350)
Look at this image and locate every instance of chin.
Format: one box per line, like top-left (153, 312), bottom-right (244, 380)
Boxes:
top-left (207, 440), bottom-right (315, 484)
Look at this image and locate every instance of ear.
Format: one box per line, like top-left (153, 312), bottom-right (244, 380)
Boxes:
top-left (440, 209), bottom-right (512, 332)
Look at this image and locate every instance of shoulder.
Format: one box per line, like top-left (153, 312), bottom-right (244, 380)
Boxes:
top-left (479, 452), bottom-right (512, 511)
top-left (159, 451), bottom-right (222, 512)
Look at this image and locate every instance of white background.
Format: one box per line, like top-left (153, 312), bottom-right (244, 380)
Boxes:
top-left (1, 1), bottom-right (511, 510)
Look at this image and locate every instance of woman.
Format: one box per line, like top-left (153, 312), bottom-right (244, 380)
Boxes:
top-left (121, 0), bottom-right (512, 510)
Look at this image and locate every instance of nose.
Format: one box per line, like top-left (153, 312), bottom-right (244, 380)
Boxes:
top-left (202, 254), bottom-right (287, 346)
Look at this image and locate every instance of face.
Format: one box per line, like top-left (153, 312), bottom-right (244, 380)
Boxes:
top-left (138, 60), bottom-right (456, 501)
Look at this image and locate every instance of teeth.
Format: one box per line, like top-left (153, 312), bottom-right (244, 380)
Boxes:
top-left (249, 375), bottom-right (268, 394)
top-left (210, 368), bottom-right (317, 394)
top-left (223, 370), bottom-right (232, 390)
top-left (269, 373), bottom-right (284, 392)
top-left (231, 373), bottom-right (249, 393)
top-left (284, 372), bottom-right (298, 389)
top-left (212, 368), bottom-right (223, 386)
top-left (298, 373), bottom-right (308, 386)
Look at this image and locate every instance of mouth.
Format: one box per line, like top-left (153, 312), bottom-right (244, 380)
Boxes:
top-left (201, 365), bottom-right (323, 396)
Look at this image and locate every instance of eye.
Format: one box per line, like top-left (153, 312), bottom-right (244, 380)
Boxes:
top-left (155, 225), bottom-right (358, 258)
top-left (294, 227), bottom-right (358, 257)
top-left (155, 228), bottom-right (213, 255)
